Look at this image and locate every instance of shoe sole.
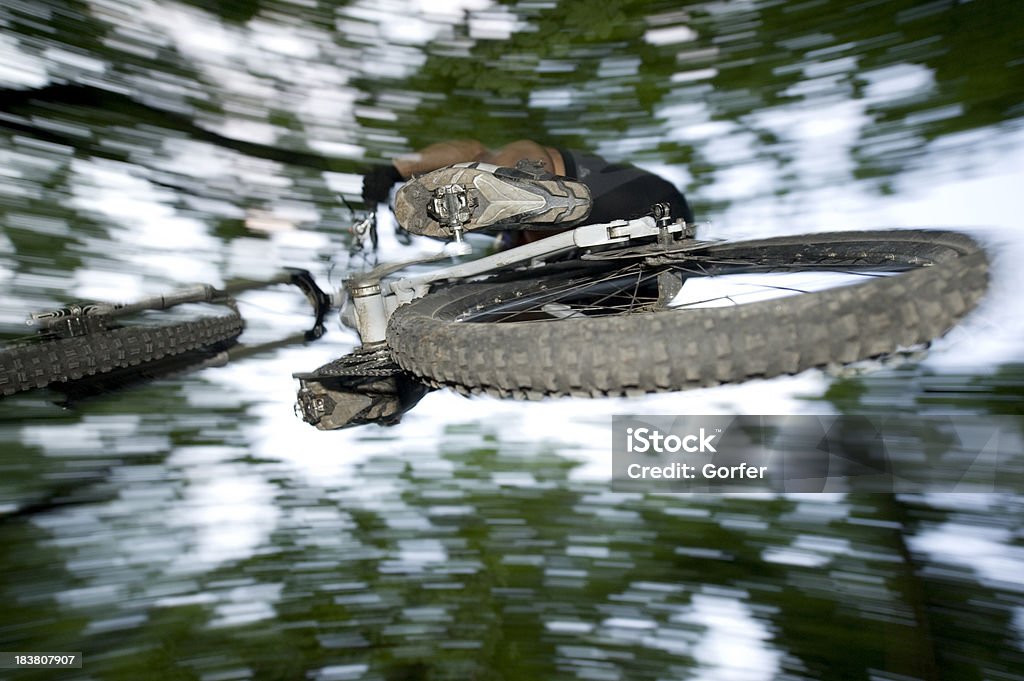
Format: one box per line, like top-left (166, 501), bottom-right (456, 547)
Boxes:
top-left (395, 164), bottom-right (591, 238)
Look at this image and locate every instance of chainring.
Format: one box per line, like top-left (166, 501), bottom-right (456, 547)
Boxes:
top-left (300, 345), bottom-right (402, 379)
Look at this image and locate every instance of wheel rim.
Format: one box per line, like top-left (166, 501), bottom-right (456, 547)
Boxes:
top-left (457, 242), bottom-right (923, 324)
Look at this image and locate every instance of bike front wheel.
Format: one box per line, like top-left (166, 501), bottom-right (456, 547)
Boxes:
top-left (386, 230), bottom-right (988, 398)
top-left (0, 314), bottom-right (244, 397)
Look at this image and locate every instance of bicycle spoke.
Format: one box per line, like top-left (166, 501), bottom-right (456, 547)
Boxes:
top-left (459, 248), bottom-right (921, 324)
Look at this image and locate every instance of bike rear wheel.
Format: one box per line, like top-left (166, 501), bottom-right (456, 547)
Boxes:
top-left (0, 314), bottom-right (244, 397)
top-left (386, 230), bottom-right (988, 398)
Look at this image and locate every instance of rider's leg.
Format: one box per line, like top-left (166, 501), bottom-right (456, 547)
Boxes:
top-left (555, 149), bottom-right (695, 224)
top-left (482, 140), bottom-right (568, 177)
top-left (392, 139), bottom-right (568, 179)
top-left (393, 139), bottom-right (488, 178)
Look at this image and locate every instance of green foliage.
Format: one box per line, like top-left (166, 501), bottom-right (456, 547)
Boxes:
top-left (179, 0), bottom-right (263, 24)
top-left (2, 1), bottom-right (1024, 678)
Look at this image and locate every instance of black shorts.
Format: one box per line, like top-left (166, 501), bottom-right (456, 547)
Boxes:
top-left (556, 148), bottom-right (694, 225)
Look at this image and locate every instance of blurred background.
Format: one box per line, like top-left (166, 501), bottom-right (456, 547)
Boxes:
top-left (1, 0), bottom-right (1023, 679)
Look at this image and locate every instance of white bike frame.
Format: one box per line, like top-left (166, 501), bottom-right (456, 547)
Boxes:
top-left (347, 215), bottom-right (690, 344)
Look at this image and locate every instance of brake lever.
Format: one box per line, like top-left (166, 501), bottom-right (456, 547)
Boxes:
top-left (284, 268), bottom-right (333, 341)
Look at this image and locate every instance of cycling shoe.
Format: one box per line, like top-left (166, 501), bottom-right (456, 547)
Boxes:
top-left (394, 162), bottom-right (591, 238)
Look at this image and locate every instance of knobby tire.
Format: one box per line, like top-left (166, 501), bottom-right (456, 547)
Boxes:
top-left (0, 315), bottom-right (244, 397)
top-left (386, 230), bottom-right (988, 398)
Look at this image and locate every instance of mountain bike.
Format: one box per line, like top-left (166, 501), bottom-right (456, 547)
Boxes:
top-left (0, 193), bottom-right (989, 425)
top-left (293, 200), bottom-right (989, 429)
